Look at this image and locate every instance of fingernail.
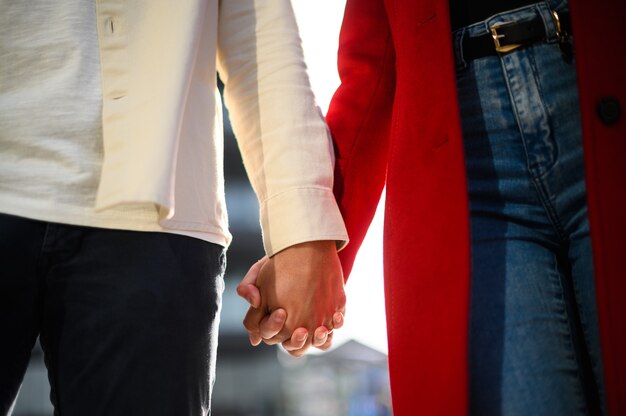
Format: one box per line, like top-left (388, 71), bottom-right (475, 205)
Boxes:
top-left (246, 296), bottom-right (254, 305)
top-left (296, 333), bottom-right (307, 342)
top-left (334, 314), bottom-right (343, 324)
top-left (317, 331), bottom-right (327, 341)
top-left (273, 311), bottom-right (285, 322)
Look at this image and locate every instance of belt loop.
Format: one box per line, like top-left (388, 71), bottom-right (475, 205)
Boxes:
top-left (539, 0), bottom-right (565, 43)
top-left (545, 0), bottom-right (568, 12)
top-left (454, 27), bottom-right (468, 71)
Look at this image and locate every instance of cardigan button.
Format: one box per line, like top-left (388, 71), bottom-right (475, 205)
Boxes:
top-left (596, 97), bottom-right (621, 126)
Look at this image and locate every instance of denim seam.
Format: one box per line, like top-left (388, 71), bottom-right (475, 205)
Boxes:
top-left (497, 52), bottom-right (539, 213)
top-left (498, 43), bottom-right (565, 241)
top-left (568, 259), bottom-right (606, 411)
top-left (527, 45), bottom-right (559, 177)
top-left (550, 253), bottom-right (591, 415)
top-left (532, 177), bottom-right (567, 241)
top-left (525, 46), bottom-right (568, 241)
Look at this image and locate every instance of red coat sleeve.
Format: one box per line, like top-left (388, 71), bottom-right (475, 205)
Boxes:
top-left (326, 0), bottom-right (396, 279)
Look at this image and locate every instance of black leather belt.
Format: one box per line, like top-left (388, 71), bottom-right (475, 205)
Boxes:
top-left (462, 10), bottom-right (572, 61)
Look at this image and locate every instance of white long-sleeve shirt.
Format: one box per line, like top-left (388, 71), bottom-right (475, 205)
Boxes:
top-left (0, 0), bottom-right (347, 255)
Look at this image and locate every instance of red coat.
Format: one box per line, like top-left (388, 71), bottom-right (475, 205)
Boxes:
top-left (326, 0), bottom-right (626, 414)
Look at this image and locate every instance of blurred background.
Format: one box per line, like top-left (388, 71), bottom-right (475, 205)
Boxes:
top-left (12, 1), bottom-right (391, 415)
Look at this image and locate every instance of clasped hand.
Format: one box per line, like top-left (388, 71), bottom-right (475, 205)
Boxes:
top-left (236, 240), bottom-right (346, 357)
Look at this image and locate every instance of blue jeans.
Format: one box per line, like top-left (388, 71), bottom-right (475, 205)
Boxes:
top-left (454, 2), bottom-right (606, 415)
top-left (0, 213), bottom-right (225, 415)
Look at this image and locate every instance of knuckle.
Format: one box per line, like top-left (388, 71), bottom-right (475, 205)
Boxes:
top-left (243, 321), bottom-right (257, 333)
top-left (339, 292), bottom-right (347, 306)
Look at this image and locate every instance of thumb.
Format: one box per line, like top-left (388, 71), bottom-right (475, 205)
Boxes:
top-left (236, 256), bottom-right (268, 308)
top-left (236, 283), bottom-right (261, 309)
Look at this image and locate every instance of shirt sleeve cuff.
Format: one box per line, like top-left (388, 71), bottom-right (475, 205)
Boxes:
top-left (260, 187), bottom-right (349, 257)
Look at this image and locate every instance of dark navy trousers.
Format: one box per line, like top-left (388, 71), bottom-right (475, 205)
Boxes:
top-left (0, 213), bottom-right (225, 415)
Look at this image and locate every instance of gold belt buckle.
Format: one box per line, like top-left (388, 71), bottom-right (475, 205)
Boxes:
top-left (490, 22), bottom-right (522, 53)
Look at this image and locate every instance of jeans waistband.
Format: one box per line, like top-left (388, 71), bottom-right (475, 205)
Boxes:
top-left (453, 1), bottom-right (569, 71)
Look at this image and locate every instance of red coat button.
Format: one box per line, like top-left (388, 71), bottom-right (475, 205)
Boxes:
top-left (596, 97), bottom-right (621, 126)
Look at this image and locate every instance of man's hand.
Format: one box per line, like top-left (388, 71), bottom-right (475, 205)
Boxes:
top-left (236, 241), bottom-right (346, 357)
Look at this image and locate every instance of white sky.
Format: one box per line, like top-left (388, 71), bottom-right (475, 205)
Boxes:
top-left (292, 0), bottom-right (389, 355)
